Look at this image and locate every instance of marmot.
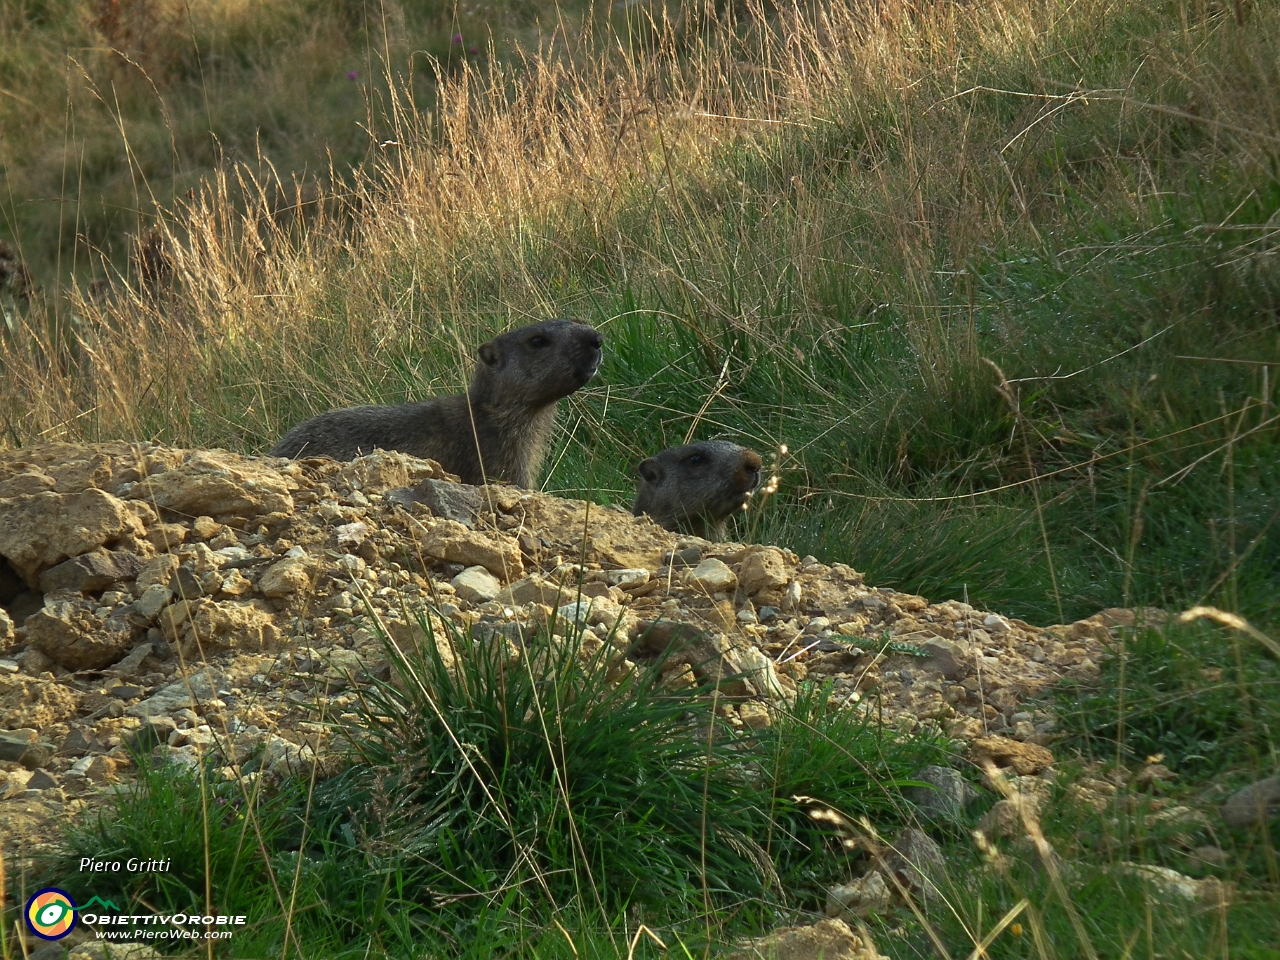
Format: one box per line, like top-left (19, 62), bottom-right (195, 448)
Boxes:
top-left (633, 440), bottom-right (763, 540)
top-left (270, 318), bottom-right (603, 488)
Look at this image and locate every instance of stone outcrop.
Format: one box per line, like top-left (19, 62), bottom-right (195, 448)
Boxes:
top-left (1, 440), bottom-right (1151, 893)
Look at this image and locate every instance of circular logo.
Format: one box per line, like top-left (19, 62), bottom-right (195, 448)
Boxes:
top-left (25, 888), bottom-right (77, 940)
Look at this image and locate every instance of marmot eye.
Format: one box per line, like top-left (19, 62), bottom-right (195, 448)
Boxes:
top-left (529, 335), bottom-right (549, 348)
top-left (686, 454), bottom-right (705, 466)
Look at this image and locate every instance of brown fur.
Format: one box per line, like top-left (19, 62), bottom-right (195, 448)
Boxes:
top-left (633, 440), bottom-right (763, 539)
top-left (271, 319), bottom-right (602, 487)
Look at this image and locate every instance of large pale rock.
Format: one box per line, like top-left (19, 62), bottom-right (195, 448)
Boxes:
top-left (127, 450), bottom-right (293, 519)
top-left (416, 519), bottom-right (523, 578)
top-left (1118, 863), bottom-right (1232, 904)
top-left (38, 547), bottom-right (145, 594)
top-left (452, 566), bottom-right (502, 603)
top-left (883, 827), bottom-right (946, 897)
top-left (970, 735), bottom-right (1055, 776)
top-left (338, 450), bottom-right (453, 493)
top-left (0, 674), bottom-right (79, 727)
top-left (908, 765), bottom-right (981, 823)
top-left (0, 608), bottom-right (11, 642)
top-left (920, 637), bottom-right (972, 680)
top-left (738, 546), bottom-right (789, 602)
top-left (0, 489), bottom-right (133, 586)
top-left (163, 599), bottom-right (279, 655)
top-left (127, 668), bottom-right (221, 717)
top-left (686, 558), bottom-right (738, 593)
top-left (1220, 776), bottom-right (1280, 829)
top-left (732, 918), bottom-right (889, 960)
top-left (392, 477), bottom-right (484, 525)
top-left (496, 575), bottom-right (568, 607)
top-left (26, 601), bottom-right (138, 669)
top-left (825, 872), bottom-right (894, 921)
top-left (259, 556), bottom-right (315, 598)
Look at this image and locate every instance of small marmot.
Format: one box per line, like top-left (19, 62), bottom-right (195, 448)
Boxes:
top-left (270, 318), bottom-right (603, 487)
top-left (633, 440), bottom-right (763, 540)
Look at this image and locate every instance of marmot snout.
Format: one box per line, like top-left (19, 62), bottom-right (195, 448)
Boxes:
top-left (633, 440), bottom-right (763, 540)
top-left (270, 318), bottom-right (602, 488)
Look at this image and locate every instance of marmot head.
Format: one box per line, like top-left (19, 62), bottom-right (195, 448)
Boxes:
top-left (633, 440), bottom-right (763, 535)
top-left (473, 318), bottom-right (603, 408)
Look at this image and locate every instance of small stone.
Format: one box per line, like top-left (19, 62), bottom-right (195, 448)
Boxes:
top-left (38, 548), bottom-right (145, 595)
top-left (825, 871), bottom-right (893, 920)
top-left (59, 729), bottom-right (106, 755)
top-left (970, 736), bottom-right (1055, 776)
top-left (417, 519), bottom-right (523, 578)
top-left (134, 583), bottom-right (174, 621)
top-left (127, 716), bottom-right (179, 750)
top-left (661, 546), bottom-right (702, 568)
top-left (605, 568), bottom-right (649, 587)
top-left (738, 546), bottom-right (790, 600)
top-left (110, 684), bottom-right (145, 700)
top-left (920, 637), bottom-right (972, 680)
top-left (982, 614), bottom-right (1010, 633)
top-left (397, 478), bottom-right (484, 525)
top-left (452, 566), bottom-right (503, 603)
top-left (730, 918), bottom-right (889, 960)
top-left (739, 701), bottom-right (771, 729)
top-left (219, 568), bottom-right (253, 596)
top-left (191, 516), bottom-right (221, 539)
top-left (1132, 763), bottom-right (1176, 791)
top-left (26, 768), bottom-right (59, 791)
top-left (1220, 775), bottom-right (1280, 829)
top-left (169, 564), bottom-right (205, 600)
top-left (136, 554), bottom-right (180, 591)
top-left (0, 608), bottom-right (12, 642)
top-left (883, 827), bottom-right (945, 896)
top-left (259, 555), bottom-right (315, 598)
top-left (687, 558), bottom-right (738, 593)
top-left (907, 765), bottom-right (981, 823)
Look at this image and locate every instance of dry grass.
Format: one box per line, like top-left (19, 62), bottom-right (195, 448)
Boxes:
top-left (2, 0), bottom-right (1274, 451)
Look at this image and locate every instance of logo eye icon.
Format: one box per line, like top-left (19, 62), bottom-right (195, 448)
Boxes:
top-left (26, 888), bottom-right (78, 940)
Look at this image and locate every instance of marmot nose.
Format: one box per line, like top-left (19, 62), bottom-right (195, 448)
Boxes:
top-left (583, 329), bottom-right (603, 350)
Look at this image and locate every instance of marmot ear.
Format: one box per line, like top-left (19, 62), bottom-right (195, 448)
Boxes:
top-left (478, 342), bottom-right (501, 367)
top-left (638, 458), bottom-right (663, 484)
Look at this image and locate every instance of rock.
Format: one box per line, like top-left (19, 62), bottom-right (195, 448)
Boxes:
top-left (496, 575), bottom-right (568, 607)
top-left (920, 637), bottom-right (971, 680)
top-left (26, 601), bottom-right (138, 670)
top-left (738, 547), bottom-right (789, 601)
top-left (166, 600), bottom-right (279, 656)
top-left (126, 716), bottom-right (179, 751)
top-left (416, 519), bottom-right (523, 579)
top-left (452, 566), bottom-right (503, 603)
top-left (1118, 863), bottom-right (1232, 904)
top-left (825, 871), bottom-right (894, 920)
top-left (1220, 776), bottom-right (1280, 829)
top-left (908, 765), bottom-right (981, 823)
top-left (970, 736), bottom-right (1055, 776)
top-left (0, 674), bottom-right (79, 727)
top-left (261, 734), bottom-right (316, 778)
top-left (0, 608), bottom-right (11, 642)
top-left (126, 450), bottom-right (294, 519)
top-left (1132, 762), bottom-right (1176, 792)
top-left (338, 449), bottom-right (452, 493)
top-left (127, 668), bottom-right (221, 717)
top-left (0, 768), bottom-right (32, 798)
top-left (0, 489), bottom-right (133, 586)
top-left (169, 564), bottom-right (205, 600)
top-left (883, 827), bottom-right (946, 897)
top-left (59, 729), bottom-right (106, 756)
top-left (133, 584), bottom-right (174, 621)
top-left (136, 554), bottom-right (180, 591)
top-left (605, 568), bottom-right (650, 588)
top-left (731, 918), bottom-right (889, 960)
top-left (739, 701), bottom-right (771, 730)
top-left (979, 798), bottom-right (1032, 839)
top-left (259, 556), bottom-right (315, 598)
top-left (26, 768), bottom-right (59, 791)
top-left (0, 731), bottom-right (55, 768)
top-left (397, 478), bottom-right (484, 525)
top-left (37, 548), bottom-right (145, 595)
top-left (686, 558), bottom-right (738, 593)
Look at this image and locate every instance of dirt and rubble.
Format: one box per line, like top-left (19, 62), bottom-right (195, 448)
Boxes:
top-left (0, 442), bottom-right (1157, 865)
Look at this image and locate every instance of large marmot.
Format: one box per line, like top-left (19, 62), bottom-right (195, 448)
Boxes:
top-left (633, 440), bottom-right (763, 540)
top-left (271, 318), bottom-right (603, 488)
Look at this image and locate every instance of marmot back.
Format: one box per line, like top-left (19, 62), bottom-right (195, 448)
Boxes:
top-left (270, 318), bottom-right (602, 488)
top-left (633, 440), bottom-right (763, 540)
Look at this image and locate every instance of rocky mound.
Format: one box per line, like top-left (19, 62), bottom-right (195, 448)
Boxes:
top-left (0, 442), bottom-right (1148, 860)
